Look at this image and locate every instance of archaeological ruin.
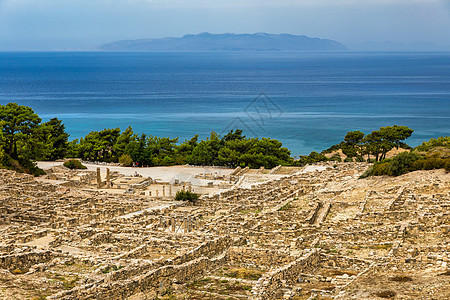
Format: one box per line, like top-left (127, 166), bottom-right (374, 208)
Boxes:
top-left (0, 161), bottom-right (448, 299)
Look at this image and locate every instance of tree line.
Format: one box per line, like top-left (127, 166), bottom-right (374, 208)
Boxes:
top-left (69, 127), bottom-right (293, 169)
top-left (298, 125), bottom-right (414, 165)
top-left (0, 103), bottom-right (69, 175)
top-left (2, 103), bottom-right (433, 177)
top-left (0, 103), bottom-right (293, 174)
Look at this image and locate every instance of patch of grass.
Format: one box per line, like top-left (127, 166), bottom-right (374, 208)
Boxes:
top-left (224, 268), bottom-right (262, 281)
top-left (101, 265), bottom-right (120, 274)
top-left (238, 209), bottom-right (261, 214)
top-left (278, 203), bottom-right (292, 211)
top-left (10, 268), bottom-right (28, 275)
top-left (200, 277), bottom-right (211, 282)
top-left (30, 296), bottom-right (47, 300)
top-left (370, 243), bottom-right (392, 250)
top-left (348, 245), bottom-right (361, 250)
top-left (63, 276), bottom-right (79, 290)
top-left (328, 269), bottom-right (358, 276)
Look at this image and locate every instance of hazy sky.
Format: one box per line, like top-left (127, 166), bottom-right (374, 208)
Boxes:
top-left (0, 0), bottom-right (449, 50)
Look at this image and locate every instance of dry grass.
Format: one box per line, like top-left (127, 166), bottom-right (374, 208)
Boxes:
top-left (224, 268), bottom-right (263, 281)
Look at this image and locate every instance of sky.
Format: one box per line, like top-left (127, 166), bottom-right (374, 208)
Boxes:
top-left (0, 0), bottom-right (449, 50)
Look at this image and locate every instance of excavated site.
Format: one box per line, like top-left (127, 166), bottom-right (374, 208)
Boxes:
top-left (0, 162), bottom-right (449, 299)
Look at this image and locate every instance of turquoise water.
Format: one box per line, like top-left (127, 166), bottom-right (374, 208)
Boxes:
top-left (0, 52), bottom-right (449, 156)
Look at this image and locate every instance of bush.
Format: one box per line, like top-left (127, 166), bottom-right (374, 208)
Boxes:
top-left (372, 162), bottom-right (393, 176)
top-left (295, 151), bottom-right (329, 165)
top-left (0, 154), bottom-right (45, 176)
top-left (63, 159), bottom-right (87, 170)
top-left (415, 136), bottom-right (450, 152)
top-left (355, 156), bottom-right (365, 162)
top-left (118, 154), bottom-right (133, 166)
top-left (329, 153), bottom-right (342, 162)
top-left (344, 157), bottom-right (353, 162)
top-left (389, 151), bottom-right (422, 176)
top-left (360, 152), bottom-right (450, 178)
top-left (175, 190), bottom-right (199, 204)
top-left (412, 158), bottom-right (446, 170)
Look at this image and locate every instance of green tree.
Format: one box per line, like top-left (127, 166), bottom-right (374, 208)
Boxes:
top-left (0, 103), bottom-right (41, 158)
top-left (41, 118), bottom-right (69, 160)
top-left (378, 125), bottom-right (413, 160)
top-left (113, 126), bottom-right (136, 158)
top-left (363, 130), bottom-right (383, 161)
top-left (342, 130), bottom-right (364, 159)
top-left (118, 154), bottom-right (133, 166)
top-left (125, 134), bottom-right (153, 166)
top-left (222, 129), bottom-right (245, 141)
top-left (175, 135), bottom-right (199, 164)
top-left (77, 128), bottom-right (120, 161)
top-left (189, 132), bottom-right (222, 166)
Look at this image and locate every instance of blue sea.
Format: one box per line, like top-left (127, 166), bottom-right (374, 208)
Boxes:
top-left (0, 51), bottom-right (449, 156)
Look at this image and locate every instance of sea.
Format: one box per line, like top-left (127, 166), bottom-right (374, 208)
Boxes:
top-left (0, 51), bottom-right (449, 157)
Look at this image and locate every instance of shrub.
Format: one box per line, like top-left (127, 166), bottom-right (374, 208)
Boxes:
top-left (389, 151), bottom-right (422, 176)
top-left (118, 154), bottom-right (133, 166)
top-left (175, 190), bottom-right (199, 204)
top-left (344, 157), bottom-right (353, 162)
top-left (415, 136), bottom-right (450, 152)
top-left (224, 268), bottom-right (262, 280)
top-left (63, 159), bottom-right (87, 170)
top-left (329, 153), bottom-right (342, 162)
top-left (412, 158), bottom-right (447, 170)
top-left (360, 152), bottom-right (450, 178)
top-left (0, 154), bottom-right (45, 176)
top-left (355, 156), bottom-right (365, 162)
top-left (295, 151), bottom-right (329, 166)
top-left (372, 162), bottom-right (393, 176)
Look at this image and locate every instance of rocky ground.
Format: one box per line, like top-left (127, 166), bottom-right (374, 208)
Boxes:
top-left (0, 162), bottom-right (448, 299)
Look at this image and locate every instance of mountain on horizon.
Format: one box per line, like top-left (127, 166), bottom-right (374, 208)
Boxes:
top-left (99, 33), bottom-right (347, 52)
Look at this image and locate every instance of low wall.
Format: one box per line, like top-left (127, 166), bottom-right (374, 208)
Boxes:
top-left (251, 250), bottom-right (320, 300)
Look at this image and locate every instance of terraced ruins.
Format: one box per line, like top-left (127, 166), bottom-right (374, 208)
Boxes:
top-left (0, 162), bottom-right (449, 299)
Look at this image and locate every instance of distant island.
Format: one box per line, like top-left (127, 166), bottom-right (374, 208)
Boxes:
top-left (99, 32), bottom-right (347, 52)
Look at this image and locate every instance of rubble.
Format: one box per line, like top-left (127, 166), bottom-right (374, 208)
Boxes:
top-left (0, 163), bottom-right (448, 299)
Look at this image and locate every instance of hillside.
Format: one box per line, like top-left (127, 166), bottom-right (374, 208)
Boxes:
top-left (0, 162), bottom-right (448, 299)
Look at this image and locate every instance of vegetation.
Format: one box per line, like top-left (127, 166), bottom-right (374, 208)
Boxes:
top-left (0, 104), bottom-right (292, 174)
top-left (174, 190), bottom-right (199, 204)
top-left (224, 268), bottom-right (263, 280)
top-left (118, 154), bottom-right (133, 166)
top-left (360, 137), bottom-right (450, 178)
top-left (69, 128), bottom-right (293, 169)
top-left (297, 125), bottom-right (414, 165)
top-left (0, 103), bottom-right (447, 179)
top-left (0, 103), bottom-right (69, 176)
top-left (63, 159), bottom-right (87, 170)
top-left (415, 136), bottom-right (450, 152)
